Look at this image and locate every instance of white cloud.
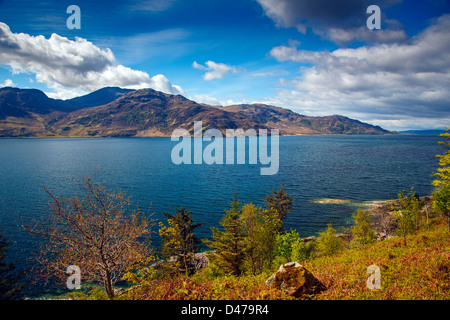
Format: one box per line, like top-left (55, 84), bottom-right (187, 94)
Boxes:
top-left (267, 14), bottom-right (450, 130)
top-left (0, 78), bottom-right (15, 87)
top-left (0, 22), bottom-right (185, 99)
top-left (193, 60), bottom-right (240, 81)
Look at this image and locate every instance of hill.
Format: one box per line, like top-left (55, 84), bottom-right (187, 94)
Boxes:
top-left (223, 104), bottom-right (390, 135)
top-left (0, 86), bottom-right (392, 137)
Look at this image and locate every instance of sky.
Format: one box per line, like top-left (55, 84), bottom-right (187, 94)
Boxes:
top-left (0, 0), bottom-right (449, 131)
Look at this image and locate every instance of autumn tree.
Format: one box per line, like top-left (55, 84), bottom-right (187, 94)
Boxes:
top-left (22, 175), bottom-right (153, 298)
top-left (432, 128), bottom-right (450, 231)
top-left (159, 206), bottom-right (202, 276)
top-left (204, 192), bottom-right (246, 276)
top-left (432, 128), bottom-right (450, 188)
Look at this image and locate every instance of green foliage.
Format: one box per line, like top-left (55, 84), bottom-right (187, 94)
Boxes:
top-left (159, 206), bottom-right (202, 276)
top-left (0, 229), bottom-right (24, 300)
top-left (240, 203), bottom-right (282, 274)
top-left (433, 183), bottom-right (450, 231)
top-left (273, 229), bottom-right (302, 266)
top-left (204, 192), bottom-right (246, 276)
top-left (432, 128), bottom-right (450, 188)
top-left (315, 223), bottom-right (345, 257)
top-left (350, 208), bottom-right (377, 247)
top-left (291, 239), bottom-right (316, 264)
top-left (391, 187), bottom-right (422, 246)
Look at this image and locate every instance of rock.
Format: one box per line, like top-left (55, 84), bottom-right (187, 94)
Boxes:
top-left (265, 262), bottom-right (323, 298)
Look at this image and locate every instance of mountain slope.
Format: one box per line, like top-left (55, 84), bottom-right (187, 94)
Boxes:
top-left (0, 86), bottom-right (392, 137)
top-left (222, 104), bottom-right (389, 135)
top-left (65, 87), bottom-right (133, 109)
top-left (50, 89), bottom-right (267, 137)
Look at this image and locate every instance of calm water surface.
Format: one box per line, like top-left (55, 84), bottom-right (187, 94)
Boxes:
top-left (0, 134), bottom-right (444, 293)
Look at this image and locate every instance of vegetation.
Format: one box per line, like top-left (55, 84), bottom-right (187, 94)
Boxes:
top-left (432, 128), bottom-right (450, 230)
top-left (22, 175), bottom-right (154, 298)
top-left (12, 130), bottom-right (450, 300)
top-left (159, 206), bottom-right (202, 276)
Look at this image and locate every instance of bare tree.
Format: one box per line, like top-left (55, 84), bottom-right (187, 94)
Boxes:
top-left (22, 175), bottom-right (153, 298)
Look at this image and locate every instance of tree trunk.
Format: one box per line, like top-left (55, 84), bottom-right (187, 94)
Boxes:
top-left (105, 270), bottom-right (114, 298)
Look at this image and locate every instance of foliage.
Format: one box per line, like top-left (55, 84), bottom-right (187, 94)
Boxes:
top-left (391, 187), bottom-right (422, 246)
top-left (291, 238), bottom-right (316, 264)
top-left (204, 192), bottom-right (246, 276)
top-left (433, 183), bottom-right (450, 231)
top-left (432, 128), bottom-right (450, 188)
top-left (264, 184), bottom-right (293, 230)
top-left (159, 206), bottom-right (203, 276)
top-left (22, 174), bottom-right (154, 298)
top-left (273, 229), bottom-right (302, 266)
top-left (240, 203), bottom-right (282, 274)
top-left (315, 223), bottom-right (345, 257)
top-left (350, 209), bottom-right (377, 247)
top-left (0, 229), bottom-right (24, 300)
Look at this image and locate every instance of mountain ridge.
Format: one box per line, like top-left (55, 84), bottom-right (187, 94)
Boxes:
top-left (0, 86), bottom-right (392, 137)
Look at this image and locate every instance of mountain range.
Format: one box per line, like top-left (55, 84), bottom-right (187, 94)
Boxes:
top-left (0, 86), bottom-right (391, 137)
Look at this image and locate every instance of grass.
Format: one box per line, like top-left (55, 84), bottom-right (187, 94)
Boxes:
top-left (115, 219), bottom-right (450, 300)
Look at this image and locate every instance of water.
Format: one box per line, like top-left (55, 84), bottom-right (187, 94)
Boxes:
top-left (0, 134), bottom-right (444, 294)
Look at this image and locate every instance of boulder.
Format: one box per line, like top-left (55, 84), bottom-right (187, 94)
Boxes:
top-left (265, 262), bottom-right (323, 298)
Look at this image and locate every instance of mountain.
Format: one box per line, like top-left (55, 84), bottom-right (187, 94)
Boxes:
top-left (65, 87), bottom-right (134, 109)
top-left (222, 104), bottom-right (390, 135)
top-left (50, 89), bottom-right (266, 137)
top-left (0, 87), bottom-right (68, 119)
top-left (0, 86), bottom-right (392, 137)
top-left (399, 129), bottom-right (446, 136)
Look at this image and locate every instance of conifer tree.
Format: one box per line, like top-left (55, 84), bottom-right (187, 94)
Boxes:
top-left (264, 184), bottom-right (293, 230)
top-left (159, 206), bottom-right (202, 276)
top-left (204, 192), bottom-right (245, 276)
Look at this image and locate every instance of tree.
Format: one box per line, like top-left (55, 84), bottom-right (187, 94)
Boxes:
top-left (391, 187), bottom-right (422, 246)
top-left (273, 229), bottom-right (302, 266)
top-left (432, 128), bottom-right (450, 231)
top-left (0, 229), bottom-right (24, 300)
top-left (204, 192), bottom-right (246, 276)
top-left (315, 223), bottom-right (345, 256)
top-left (240, 203), bottom-right (282, 274)
top-left (433, 184), bottom-right (450, 231)
top-left (351, 208), bottom-right (377, 247)
top-left (22, 175), bottom-right (153, 298)
top-left (159, 206), bottom-right (202, 276)
top-left (432, 128), bottom-right (450, 188)
top-left (264, 184), bottom-right (293, 230)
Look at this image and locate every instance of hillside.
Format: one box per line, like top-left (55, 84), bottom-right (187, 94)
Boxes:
top-left (223, 104), bottom-right (390, 135)
top-left (0, 86), bottom-right (392, 137)
top-left (113, 219), bottom-right (449, 301)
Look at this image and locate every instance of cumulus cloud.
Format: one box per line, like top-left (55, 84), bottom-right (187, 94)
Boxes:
top-left (192, 60), bottom-right (240, 81)
top-left (0, 22), bottom-right (185, 99)
top-left (267, 14), bottom-right (450, 130)
top-left (256, 0), bottom-right (407, 44)
top-left (0, 78), bottom-right (15, 87)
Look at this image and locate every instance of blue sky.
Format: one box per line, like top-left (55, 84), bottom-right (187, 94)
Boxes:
top-left (0, 0), bottom-right (449, 130)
